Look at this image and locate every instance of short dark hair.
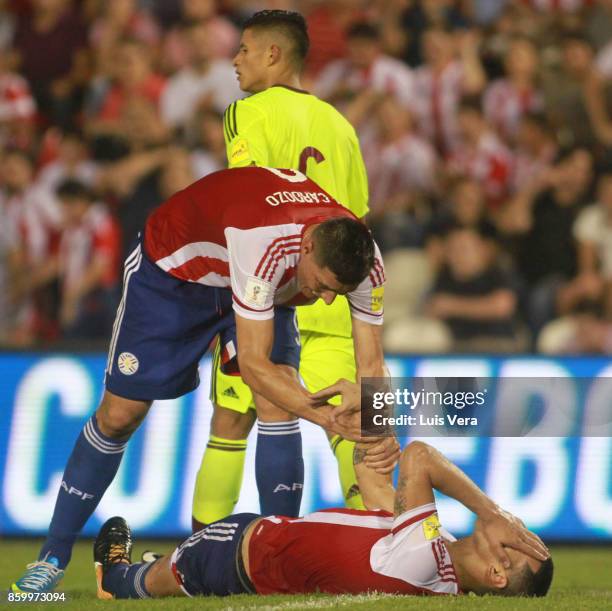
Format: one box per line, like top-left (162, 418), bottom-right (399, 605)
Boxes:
top-left (312, 218), bottom-right (375, 286)
top-left (505, 557), bottom-right (554, 597)
top-left (56, 179), bottom-right (94, 202)
top-left (243, 10), bottom-right (309, 68)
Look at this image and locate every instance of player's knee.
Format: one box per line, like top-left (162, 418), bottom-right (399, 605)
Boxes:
top-left (96, 396), bottom-right (149, 439)
top-left (211, 405), bottom-right (254, 438)
top-left (400, 440), bottom-right (432, 469)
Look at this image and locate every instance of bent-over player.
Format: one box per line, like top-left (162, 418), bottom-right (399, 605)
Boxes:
top-left (12, 165), bottom-right (391, 593)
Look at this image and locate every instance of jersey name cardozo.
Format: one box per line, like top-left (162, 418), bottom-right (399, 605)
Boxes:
top-left (143, 166), bottom-right (385, 324)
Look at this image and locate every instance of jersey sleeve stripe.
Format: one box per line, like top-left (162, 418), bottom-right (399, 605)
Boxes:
top-left (233, 294), bottom-right (274, 314)
top-left (262, 244), bottom-right (301, 281)
top-left (391, 509), bottom-right (437, 535)
top-left (255, 235), bottom-right (301, 277)
top-left (224, 103), bottom-right (236, 139)
top-left (232, 100), bottom-right (238, 135)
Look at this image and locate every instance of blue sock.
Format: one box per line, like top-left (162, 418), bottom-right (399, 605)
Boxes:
top-left (102, 562), bottom-right (152, 599)
top-left (255, 420), bottom-right (303, 516)
top-left (39, 415), bottom-right (127, 568)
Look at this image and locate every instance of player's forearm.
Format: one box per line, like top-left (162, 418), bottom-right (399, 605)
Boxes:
top-left (240, 356), bottom-right (331, 427)
top-left (400, 441), bottom-right (498, 518)
top-left (353, 443), bottom-right (395, 512)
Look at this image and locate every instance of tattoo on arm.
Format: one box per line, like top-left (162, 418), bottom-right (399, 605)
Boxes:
top-left (353, 447), bottom-right (367, 465)
top-left (394, 476), bottom-right (409, 515)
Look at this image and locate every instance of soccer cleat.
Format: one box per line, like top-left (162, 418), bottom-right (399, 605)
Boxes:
top-left (93, 516), bottom-right (133, 600)
top-left (11, 556), bottom-right (64, 593)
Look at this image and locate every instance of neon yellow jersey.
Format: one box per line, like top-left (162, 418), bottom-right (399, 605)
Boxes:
top-left (223, 85), bottom-right (369, 337)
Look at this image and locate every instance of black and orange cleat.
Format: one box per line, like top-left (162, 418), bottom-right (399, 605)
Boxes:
top-left (93, 516), bottom-right (133, 600)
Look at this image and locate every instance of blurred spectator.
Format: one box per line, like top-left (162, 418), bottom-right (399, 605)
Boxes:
top-left (447, 97), bottom-right (514, 208)
top-left (511, 111), bottom-right (558, 195)
top-left (543, 33), bottom-right (598, 149)
top-left (315, 21), bottom-right (414, 113)
top-left (89, 0), bottom-right (160, 50)
top-left (36, 129), bottom-right (98, 192)
top-left (365, 97), bottom-right (439, 252)
top-left (54, 179), bottom-right (120, 339)
top-left (366, 97), bottom-right (439, 209)
top-left (191, 109), bottom-right (226, 178)
top-left (0, 49), bottom-right (36, 149)
top-left (13, 0), bottom-right (88, 125)
top-left (0, 193), bottom-right (18, 344)
top-left (305, 0), bottom-right (365, 79)
top-left (90, 38), bottom-right (166, 131)
top-left (161, 0), bottom-right (239, 71)
top-left (0, 148), bottom-right (62, 343)
top-left (426, 177), bottom-right (494, 268)
top-left (573, 173), bottom-right (612, 282)
top-left (160, 21), bottom-right (242, 135)
top-left (412, 26), bottom-right (486, 155)
top-left (483, 36), bottom-right (544, 142)
top-left (88, 0), bottom-right (161, 79)
top-left (387, 0), bottom-right (472, 67)
top-left (510, 148), bottom-right (594, 332)
top-left (583, 66), bottom-right (612, 149)
top-left (425, 225), bottom-right (524, 352)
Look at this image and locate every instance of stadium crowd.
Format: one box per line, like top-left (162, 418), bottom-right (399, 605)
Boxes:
top-left (0, 0), bottom-right (611, 354)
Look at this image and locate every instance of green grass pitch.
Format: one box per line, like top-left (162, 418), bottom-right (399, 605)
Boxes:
top-left (0, 539), bottom-right (610, 610)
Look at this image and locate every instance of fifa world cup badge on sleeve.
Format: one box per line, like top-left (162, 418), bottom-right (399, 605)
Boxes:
top-left (118, 352), bottom-right (139, 375)
top-left (230, 138), bottom-right (251, 165)
top-left (371, 286), bottom-right (384, 312)
top-left (422, 514), bottom-right (441, 540)
top-left (244, 276), bottom-right (272, 308)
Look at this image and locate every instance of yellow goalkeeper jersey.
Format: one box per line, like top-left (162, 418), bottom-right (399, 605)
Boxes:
top-left (223, 85), bottom-right (369, 338)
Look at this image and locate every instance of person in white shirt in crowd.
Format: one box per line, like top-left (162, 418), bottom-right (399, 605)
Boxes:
top-left (161, 20), bottom-right (242, 135)
top-left (36, 129), bottom-right (99, 193)
top-left (54, 180), bottom-right (121, 339)
top-left (0, 148), bottom-right (62, 344)
top-left (483, 36), bottom-right (544, 143)
top-left (365, 97), bottom-right (439, 252)
top-left (412, 26), bottom-right (486, 156)
top-left (314, 21), bottom-right (414, 134)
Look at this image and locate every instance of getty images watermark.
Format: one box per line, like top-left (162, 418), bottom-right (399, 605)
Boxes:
top-left (360, 377), bottom-right (612, 437)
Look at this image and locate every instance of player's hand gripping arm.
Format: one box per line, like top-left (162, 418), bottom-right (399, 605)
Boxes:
top-left (360, 441), bottom-right (550, 566)
top-left (235, 313), bottom-right (334, 429)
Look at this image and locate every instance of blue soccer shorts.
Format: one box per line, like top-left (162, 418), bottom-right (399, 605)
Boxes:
top-left (170, 513), bottom-right (260, 596)
top-left (105, 239), bottom-right (300, 401)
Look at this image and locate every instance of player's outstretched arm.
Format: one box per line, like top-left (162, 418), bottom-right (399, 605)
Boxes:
top-left (394, 442), bottom-right (550, 566)
top-left (235, 313), bottom-right (334, 430)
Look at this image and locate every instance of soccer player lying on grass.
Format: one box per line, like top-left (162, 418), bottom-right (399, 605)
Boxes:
top-left (93, 440), bottom-right (552, 599)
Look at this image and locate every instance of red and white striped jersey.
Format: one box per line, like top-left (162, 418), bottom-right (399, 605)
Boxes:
top-left (248, 503), bottom-right (459, 595)
top-left (365, 133), bottom-right (439, 212)
top-left (144, 167), bottom-right (384, 324)
top-left (483, 79), bottom-right (544, 142)
top-left (412, 61), bottom-right (465, 155)
top-left (448, 132), bottom-right (514, 207)
top-left (59, 204), bottom-right (121, 292)
top-left (315, 54), bottom-right (415, 109)
top-left (2, 186), bottom-right (62, 264)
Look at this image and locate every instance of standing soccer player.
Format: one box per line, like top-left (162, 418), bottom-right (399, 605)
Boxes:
top-left (11, 166), bottom-right (391, 593)
top-left (191, 10), bottom-right (374, 530)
